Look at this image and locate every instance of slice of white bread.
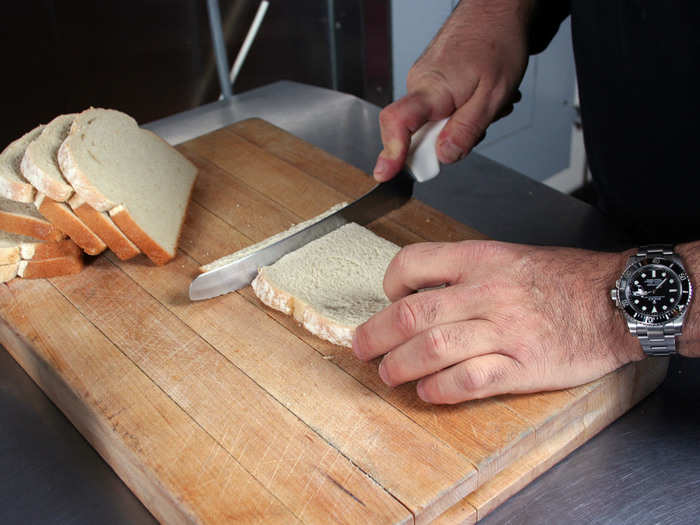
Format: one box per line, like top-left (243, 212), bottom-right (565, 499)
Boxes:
top-left (251, 223), bottom-right (400, 347)
top-left (35, 193), bottom-right (106, 256)
top-left (1, 254), bottom-right (83, 283)
top-left (0, 230), bottom-right (80, 265)
top-left (21, 114), bottom-right (76, 201)
top-left (58, 108), bottom-right (198, 265)
top-left (198, 202), bottom-right (348, 274)
top-left (0, 125), bottom-right (45, 202)
top-left (0, 196), bottom-right (64, 241)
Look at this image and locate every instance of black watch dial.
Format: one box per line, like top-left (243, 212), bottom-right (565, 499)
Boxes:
top-left (619, 257), bottom-right (692, 324)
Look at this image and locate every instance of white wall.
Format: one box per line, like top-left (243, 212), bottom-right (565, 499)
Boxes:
top-left (391, 1), bottom-right (577, 183)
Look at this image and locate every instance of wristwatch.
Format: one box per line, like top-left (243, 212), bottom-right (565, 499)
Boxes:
top-left (611, 245), bottom-right (693, 356)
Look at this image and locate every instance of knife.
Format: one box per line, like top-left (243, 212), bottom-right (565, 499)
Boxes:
top-left (189, 118), bottom-right (448, 301)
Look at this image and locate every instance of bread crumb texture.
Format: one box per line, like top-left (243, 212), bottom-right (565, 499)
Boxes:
top-left (252, 223), bottom-right (399, 347)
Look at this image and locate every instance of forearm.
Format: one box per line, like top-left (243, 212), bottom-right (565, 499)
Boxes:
top-left (676, 241), bottom-right (700, 357)
top-left (447, 0), bottom-right (568, 53)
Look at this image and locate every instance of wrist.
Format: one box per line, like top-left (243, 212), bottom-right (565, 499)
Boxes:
top-left (675, 242), bottom-right (700, 357)
top-left (606, 249), bottom-right (646, 365)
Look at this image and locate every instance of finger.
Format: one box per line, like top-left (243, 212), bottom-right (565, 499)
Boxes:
top-left (383, 240), bottom-right (510, 302)
top-left (353, 284), bottom-right (499, 361)
top-left (436, 87), bottom-right (492, 163)
top-left (374, 95), bottom-right (433, 181)
top-left (417, 353), bottom-right (524, 404)
top-left (378, 320), bottom-right (496, 386)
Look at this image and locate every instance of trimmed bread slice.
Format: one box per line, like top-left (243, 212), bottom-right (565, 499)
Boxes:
top-left (21, 114), bottom-right (76, 201)
top-left (0, 125), bottom-right (45, 202)
top-left (0, 231), bottom-right (80, 265)
top-left (0, 196), bottom-right (64, 241)
top-left (251, 223), bottom-right (400, 347)
top-left (35, 193), bottom-right (106, 256)
top-left (58, 108), bottom-right (198, 265)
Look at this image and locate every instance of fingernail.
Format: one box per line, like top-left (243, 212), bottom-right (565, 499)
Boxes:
top-left (373, 157), bottom-right (390, 179)
top-left (439, 140), bottom-right (463, 164)
top-left (385, 139), bottom-right (403, 159)
top-left (378, 357), bottom-right (390, 385)
top-left (416, 381), bottom-right (428, 402)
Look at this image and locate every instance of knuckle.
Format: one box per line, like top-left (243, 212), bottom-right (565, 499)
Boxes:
top-left (424, 325), bottom-right (449, 361)
top-left (452, 117), bottom-right (485, 146)
top-left (394, 299), bottom-right (418, 337)
top-left (454, 364), bottom-right (487, 393)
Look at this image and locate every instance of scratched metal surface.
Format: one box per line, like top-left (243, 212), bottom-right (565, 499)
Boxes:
top-left (1, 82), bottom-right (698, 524)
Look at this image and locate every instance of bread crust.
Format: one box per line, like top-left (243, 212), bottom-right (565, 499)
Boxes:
top-left (20, 146), bottom-right (73, 202)
top-left (69, 196), bottom-right (140, 260)
top-left (110, 205), bottom-right (172, 265)
top-left (0, 263), bottom-right (18, 283)
top-left (0, 209), bottom-right (64, 241)
top-left (0, 180), bottom-right (35, 203)
top-left (0, 125), bottom-right (45, 203)
top-left (24, 238), bottom-right (81, 260)
top-left (0, 246), bottom-right (20, 265)
top-left (252, 270), bottom-right (354, 348)
top-left (36, 194), bottom-right (106, 255)
top-left (18, 254), bottom-right (83, 279)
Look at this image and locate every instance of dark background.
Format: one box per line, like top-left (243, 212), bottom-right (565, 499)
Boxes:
top-left (0, 0), bottom-right (391, 148)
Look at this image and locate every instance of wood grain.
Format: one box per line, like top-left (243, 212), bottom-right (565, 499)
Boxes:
top-left (0, 118), bottom-right (668, 524)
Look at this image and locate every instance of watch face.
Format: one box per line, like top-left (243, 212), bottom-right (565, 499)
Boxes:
top-left (619, 257), bottom-right (692, 324)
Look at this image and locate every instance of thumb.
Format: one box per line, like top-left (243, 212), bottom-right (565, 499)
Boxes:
top-left (374, 94), bottom-right (434, 181)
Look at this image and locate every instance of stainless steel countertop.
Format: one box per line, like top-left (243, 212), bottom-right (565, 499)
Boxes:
top-left (1, 81), bottom-right (698, 524)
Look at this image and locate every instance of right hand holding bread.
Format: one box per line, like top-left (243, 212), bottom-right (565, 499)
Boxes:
top-left (373, 0), bottom-right (532, 181)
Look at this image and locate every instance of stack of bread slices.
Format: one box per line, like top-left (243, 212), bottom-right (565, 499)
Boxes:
top-left (0, 108), bottom-right (198, 284)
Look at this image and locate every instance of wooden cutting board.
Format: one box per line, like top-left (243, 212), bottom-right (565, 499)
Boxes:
top-left (0, 119), bottom-right (667, 524)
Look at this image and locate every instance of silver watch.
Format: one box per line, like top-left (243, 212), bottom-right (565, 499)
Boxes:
top-left (611, 245), bottom-right (693, 356)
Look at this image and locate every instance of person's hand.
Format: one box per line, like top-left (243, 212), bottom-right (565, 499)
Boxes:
top-left (373, 1), bottom-right (533, 181)
top-left (352, 241), bottom-right (646, 404)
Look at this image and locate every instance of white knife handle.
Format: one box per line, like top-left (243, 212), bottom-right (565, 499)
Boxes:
top-left (405, 117), bottom-right (449, 183)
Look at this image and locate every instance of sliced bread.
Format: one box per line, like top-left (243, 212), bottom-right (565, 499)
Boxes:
top-left (0, 125), bottom-right (45, 202)
top-left (58, 108), bottom-right (198, 265)
top-left (0, 196), bottom-right (64, 241)
top-left (251, 222), bottom-right (400, 347)
top-left (1, 123), bottom-right (106, 255)
top-left (0, 231), bottom-right (79, 265)
top-left (21, 114), bottom-right (76, 201)
top-left (20, 113), bottom-right (134, 259)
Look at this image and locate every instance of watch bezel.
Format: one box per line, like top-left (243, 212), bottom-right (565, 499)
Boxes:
top-left (618, 256), bottom-right (692, 325)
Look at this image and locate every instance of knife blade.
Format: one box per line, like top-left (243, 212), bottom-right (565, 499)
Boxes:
top-left (188, 117), bottom-right (449, 301)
